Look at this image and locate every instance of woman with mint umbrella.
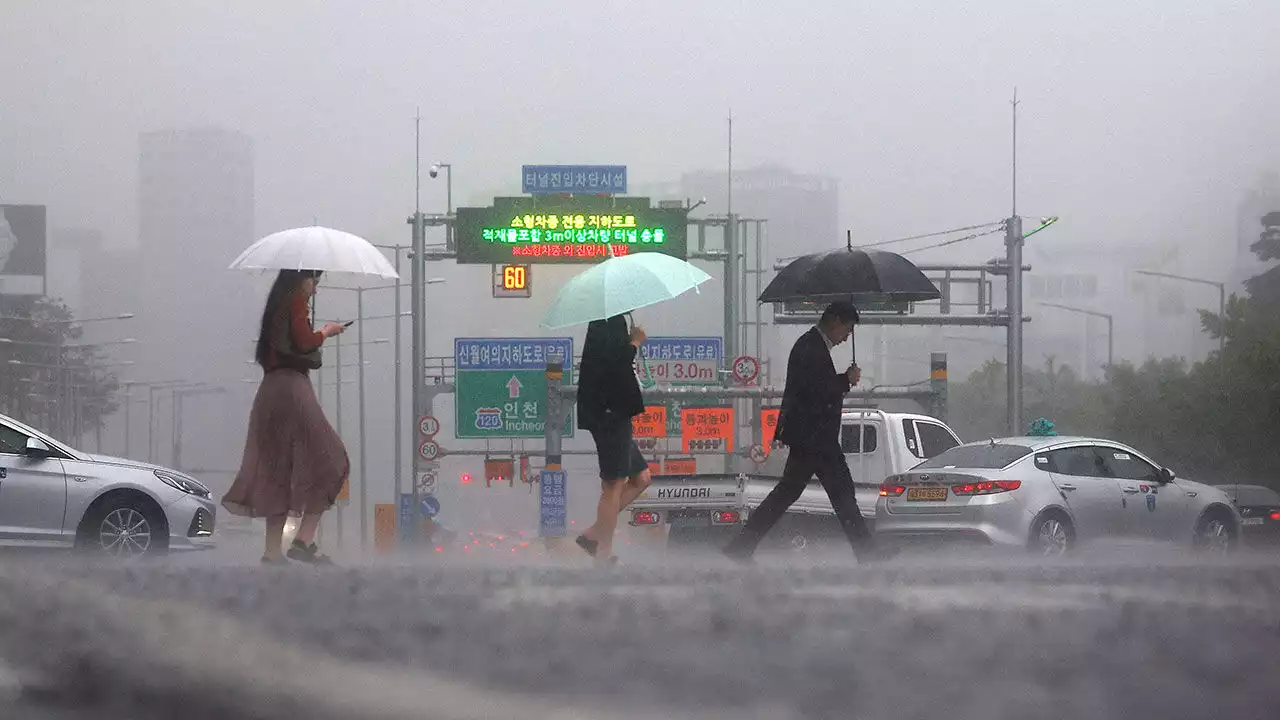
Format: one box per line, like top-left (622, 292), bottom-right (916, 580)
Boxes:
top-left (574, 313), bottom-right (650, 565)
top-left (543, 252), bottom-right (712, 564)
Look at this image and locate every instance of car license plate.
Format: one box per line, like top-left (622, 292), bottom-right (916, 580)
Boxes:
top-left (906, 486), bottom-right (948, 501)
top-left (1243, 518), bottom-right (1264, 526)
top-left (670, 512), bottom-right (711, 529)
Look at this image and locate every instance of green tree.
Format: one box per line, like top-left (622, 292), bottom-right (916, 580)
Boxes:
top-left (0, 295), bottom-right (121, 440)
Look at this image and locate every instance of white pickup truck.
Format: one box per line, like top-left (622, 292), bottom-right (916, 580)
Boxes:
top-left (629, 410), bottom-right (963, 550)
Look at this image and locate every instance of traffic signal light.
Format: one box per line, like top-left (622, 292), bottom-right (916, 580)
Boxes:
top-left (461, 472), bottom-right (473, 485)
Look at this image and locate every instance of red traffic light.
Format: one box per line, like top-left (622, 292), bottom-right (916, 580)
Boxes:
top-left (461, 473), bottom-right (473, 485)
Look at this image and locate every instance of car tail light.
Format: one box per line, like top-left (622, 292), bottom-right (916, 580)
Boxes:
top-left (951, 480), bottom-right (1022, 496)
top-left (879, 483), bottom-right (906, 497)
top-left (633, 510), bottom-right (660, 525)
top-left (1270, 511), bottom-right (1280, 521)
top-left (713, 511), bottom-right (741, 524)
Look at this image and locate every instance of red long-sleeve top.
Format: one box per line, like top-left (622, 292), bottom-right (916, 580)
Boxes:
top-left (264, 291), bottom-right (325, 372)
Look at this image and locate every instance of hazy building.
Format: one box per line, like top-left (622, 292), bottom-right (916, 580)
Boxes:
top-left (128, 127), bottom-right (258, 481)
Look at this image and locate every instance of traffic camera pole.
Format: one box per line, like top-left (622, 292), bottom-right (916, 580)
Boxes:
top-left (1005, 215), bottom-right (1023, 436)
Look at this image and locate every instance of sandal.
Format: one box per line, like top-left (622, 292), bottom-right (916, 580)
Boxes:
top-left (575, 534), bottom-right (599, 557)
top-left (286, 539), bottom-right (335, 565)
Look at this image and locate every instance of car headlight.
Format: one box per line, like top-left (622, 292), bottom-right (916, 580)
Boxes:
top-left (155, 470), bottom-right (211, 498)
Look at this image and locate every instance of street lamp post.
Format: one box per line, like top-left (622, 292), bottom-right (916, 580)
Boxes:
top-left (1133, 269), bottom-right (1226, 361)
top-left (430, 162), bottom-right (453, 251)
top-left (1038, 302), bottom-right (1114, 375)
top-left (373, 244), bottom-right (409, 526)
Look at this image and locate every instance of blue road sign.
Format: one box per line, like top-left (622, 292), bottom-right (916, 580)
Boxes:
top-left (399, 493), bottom-right (442, 539)
top-left (539, 469), bottom-right (568, 538)
top-left (420, 494), bottom-right (441, 519)
top-left (522, 165), bottom-right (627, 195)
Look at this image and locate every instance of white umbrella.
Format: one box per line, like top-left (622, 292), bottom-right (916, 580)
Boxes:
top-left (228, 226), bottom-right (399, 279)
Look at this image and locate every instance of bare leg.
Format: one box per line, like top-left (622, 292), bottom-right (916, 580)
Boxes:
top-left (264, 515), bottom-right (287, 560)
top-left (294, 512), bottom-right (324, 547)
top-left (590, 479), bottom-right (629, 561)
top-left (616, 469), bottom-right (653, 512)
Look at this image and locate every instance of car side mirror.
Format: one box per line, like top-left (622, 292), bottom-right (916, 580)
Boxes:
top-left (24, 438), bottom-right (53, 458)
top-left (1158, 467), bottom-right (1175, 484)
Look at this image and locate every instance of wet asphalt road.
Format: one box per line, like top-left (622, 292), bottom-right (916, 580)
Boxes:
top-left (2, 543), bottom-right (1279, 720)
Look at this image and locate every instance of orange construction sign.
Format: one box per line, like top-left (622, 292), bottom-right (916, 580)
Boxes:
top-left (632, 405), bottom-right (668, 438)
top-left (761, 407), bottom-right (780, 455)
top-left (374, 504), bottom-right (397, 553)
top-left (664, 457), bottom-right (697, 475)
top-left (680, 407), bottom-right (735, 454)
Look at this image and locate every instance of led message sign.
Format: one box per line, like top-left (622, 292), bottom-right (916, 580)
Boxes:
top-left (455, 196), bottom-right (688, 264)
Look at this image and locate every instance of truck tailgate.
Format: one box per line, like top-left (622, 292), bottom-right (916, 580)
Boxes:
top-left (745, 477), bottom-right (881, 519)
top-left (632, 474), bottom-right (745, 510)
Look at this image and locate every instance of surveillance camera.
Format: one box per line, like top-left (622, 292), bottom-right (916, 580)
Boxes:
top-left (428, 167), bottom-right (439, 179)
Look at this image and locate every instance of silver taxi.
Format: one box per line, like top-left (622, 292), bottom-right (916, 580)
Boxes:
top-left (875, 436), bottom-right (1240, 555)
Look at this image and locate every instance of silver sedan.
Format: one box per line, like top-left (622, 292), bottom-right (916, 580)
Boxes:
top-left (0, 412), bottom-right (216, 556)
top-left (874, 436), bottom-right (1241, 555)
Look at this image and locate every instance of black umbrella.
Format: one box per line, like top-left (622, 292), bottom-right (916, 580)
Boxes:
top-left (760, 233), bottom-right (941, 365)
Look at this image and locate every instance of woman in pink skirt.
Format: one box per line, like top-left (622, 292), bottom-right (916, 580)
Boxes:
top-left (222, 269), bottom-right (349, 565)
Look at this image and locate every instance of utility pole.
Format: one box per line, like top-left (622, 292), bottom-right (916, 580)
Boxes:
top-left (410, 109), bottom-right (427, 546)
top-left (1005, 89), bottom-right (1025, 436)
top-left (357, 287), bottom-right (368, 552)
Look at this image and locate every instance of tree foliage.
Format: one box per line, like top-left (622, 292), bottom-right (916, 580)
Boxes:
top-left (949, 209), bottom-right (1280, 486)
top-left (0, 295), bottom-right (121, 439)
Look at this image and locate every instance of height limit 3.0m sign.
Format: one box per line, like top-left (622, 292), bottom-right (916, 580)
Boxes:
top-left (455, 337), bottom-right (575, 439)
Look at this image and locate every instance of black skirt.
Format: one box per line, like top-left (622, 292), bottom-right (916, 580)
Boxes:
top-left (588, 416), bottom-right (649, 481)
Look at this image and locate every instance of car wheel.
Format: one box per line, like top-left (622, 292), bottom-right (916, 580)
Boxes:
top-left (1193, 509), bottom-right (1237, 554)
top-left (1028, 511), bottom-right (1075, 557)
top-left (79, 496), bottom-right (167, 558)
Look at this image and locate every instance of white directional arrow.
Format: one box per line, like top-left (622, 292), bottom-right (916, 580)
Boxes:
top-left (506, 376), bottom-right (523, 399)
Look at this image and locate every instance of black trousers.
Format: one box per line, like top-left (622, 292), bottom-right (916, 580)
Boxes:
top-left (727, 443), bottom-right (874, 556)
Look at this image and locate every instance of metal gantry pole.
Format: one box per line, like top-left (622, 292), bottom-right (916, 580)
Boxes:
top-left (412, 184), bottom-right (427, 543)
top-left (393, 248), bottom-right (404, 509)
top-left (148, 384), bottom-right (156, 463)
top-left (335, 329), bottom-right (344, 547)
top-left (1005, 215), bottom-right (1024, 436)
top-left (357, 288), bottom-right (368, 552)
top-left (123, 386), bottom-right (131, 457)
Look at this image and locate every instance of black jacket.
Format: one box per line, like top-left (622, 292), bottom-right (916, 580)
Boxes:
top-left (774, 327), bottom-right (851, 450)
top-left (577, 316), bottom-right (644, 431)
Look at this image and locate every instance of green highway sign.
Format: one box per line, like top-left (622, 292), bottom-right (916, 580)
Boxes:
top-left (454, 338), bottom-right (575, 439)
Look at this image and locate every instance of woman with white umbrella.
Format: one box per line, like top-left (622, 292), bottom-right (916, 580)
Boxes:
top-left (223, 226), bottom-right (398, 565)
top-left (222, 269), bottom-right (349, 564)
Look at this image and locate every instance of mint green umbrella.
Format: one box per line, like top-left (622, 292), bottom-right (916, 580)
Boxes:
top-left (541, 253), bottom-right (713, 329)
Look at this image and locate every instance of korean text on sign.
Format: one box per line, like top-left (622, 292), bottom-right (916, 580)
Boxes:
top-left (538, 469), bottom-right (568, 538)
top-left (642, 337), bottom-right (722, 361)
top-left (632, 406), bottom-right (668, 438)
top-left (680, 407), bottom-right (736, 453)
top-left (454, 338), bottom-right (574, 371)
top-left (522, 165), bottom-right (628, 195)
top-left (760, 407), bottom-right (780, 455)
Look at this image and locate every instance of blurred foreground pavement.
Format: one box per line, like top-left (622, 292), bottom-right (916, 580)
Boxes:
top-left (1, 546), bottom-right (1279, 720)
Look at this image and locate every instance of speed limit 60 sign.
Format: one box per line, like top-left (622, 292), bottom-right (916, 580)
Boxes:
top-left (418, 439), bottom-right (441, 461)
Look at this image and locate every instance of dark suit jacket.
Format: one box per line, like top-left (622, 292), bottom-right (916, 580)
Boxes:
top-left (577, 334), bottom-right (643, 431)
top-left (774, 327), bottom-right (850, 451)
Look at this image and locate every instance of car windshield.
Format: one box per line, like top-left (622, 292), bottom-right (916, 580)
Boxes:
top-left (913, 442), bottom-right (1033, 470)
top-left (1223, 486), bottom-right (1280, 506)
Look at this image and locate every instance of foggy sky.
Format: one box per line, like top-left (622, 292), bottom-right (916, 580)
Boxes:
top-left (3, 0), bottom-right (1278, 268)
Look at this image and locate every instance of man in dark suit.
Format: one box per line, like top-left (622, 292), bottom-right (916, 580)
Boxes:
top-left (723, 301), bottom-right (879, 562)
